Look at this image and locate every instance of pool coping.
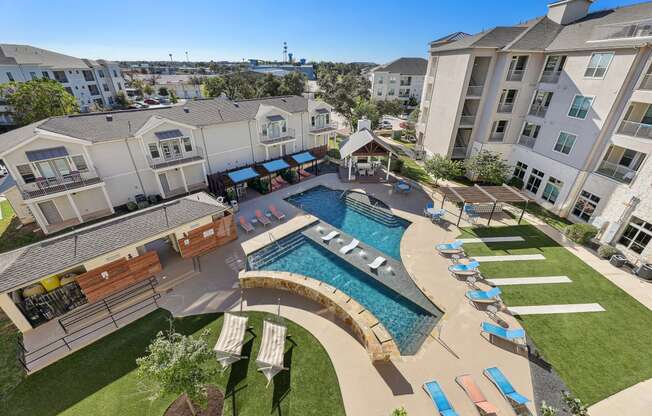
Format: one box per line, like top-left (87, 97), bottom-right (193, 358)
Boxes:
top-left (239, 270), bottom-right (400, 362)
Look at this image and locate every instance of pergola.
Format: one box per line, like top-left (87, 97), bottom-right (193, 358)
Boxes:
top-left (434, 184), bottom-right (530, 226)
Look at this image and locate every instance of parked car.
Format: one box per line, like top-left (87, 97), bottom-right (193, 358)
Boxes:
top-left (379, 120), bottom-right (393, 129)
top-left (131, 102), bottom-right (149, 109)
top-left (143, 98), bottom-right (160, 105)
top-left (0, 164), bottom-right (7, 177)
top-left (399, 122), bottom-right (408, 129)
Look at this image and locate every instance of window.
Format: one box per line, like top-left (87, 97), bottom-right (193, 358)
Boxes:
top-left (311, 116), bottom-right (315, 126)
top-left (519, 122), bottom-right (540, 148)
top-left (117, 82), bottom-right (122, 91)
top-left (30, 72), bottom-right (37, 80)
top-left (526, 169), bottom-right (544, 194)
top-left (41, 71), bottom-right (50, 79)
top-left (554, 132), bottom-right (577, 155)
top-left (568, 95), bottom-right (594, 119)
top-left (541, 55), bottom-right (566, 82)
top-left (82, 70), bottom-right (95, 81)
top-left (377, 77), bottom-right (383, 84)
top-left (619, 216), bottom-right (652, 254)
top-left (529, 90), bottom-right (553, 117)
top-left (542, 177), bottom-right (563, 204)
top-left (507, 55), bottom-right (528, 81)
top-left (53, 71), bottom-right (68, 83)
top-left (65, 87), bottom-right (73, 96)
top-left (16, 164), bottom-right (35, 183)
top-left (498, 89), bottom-right (518, 113)
top-left (88, 84), bottom-right (100, 96)
top-left (389, 76), bottom-right (396, 84)
top-left (585, 52), bottom-right (614, 78)
top-left (113, 70), bottom-right (118, 77)
top-left (148, 143), bottom-right (160, 159)
top-left (262, 124), bottom-right (267, 136)
top-left (103, 83), bottom-right (109, 92)
top-left (98, 70), bottom-right (105, 78)
top-left (490, 120), bottom-right (508, 141)
top-left (182, 137), bottom-right (192, 152)
top-left (572, 191), bottom-right (600, 222)
top-left (71, 155), bottom-right (88, 172)
top-left (6, 72), bottom-right (14, 81)
top-left (513, 161), bottom-right (528, 180)
top-left (388, 89), bottom-right (395, 96)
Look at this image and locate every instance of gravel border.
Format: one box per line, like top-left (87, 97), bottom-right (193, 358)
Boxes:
top-left (527, 337), bottom-right (571, 416)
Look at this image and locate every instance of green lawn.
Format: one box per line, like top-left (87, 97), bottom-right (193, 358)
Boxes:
top-left (0, 200), bottom-right (43, 254)
top-left (0, 310), bottom-right (345, 416)
top-left (509, 201), bottom-right (573, 232)
top-left (459, 224), bottom-right (652, 405)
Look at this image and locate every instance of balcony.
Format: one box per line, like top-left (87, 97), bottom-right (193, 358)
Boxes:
top-left (497, 103), bottom-right (514, 113)
top-left (596, 160), bottom-right (638, 184)
top-left (459, 115), bottom-right (476, 126)
top-left (147, 146), bottom-right (205, 170)
top-left (260, 127), bottom-right (296, 145)
top-left (639, 74), bottom-right (652, 90)
top-left (617, 120), bottom-right (652, 140)
top-left (518, 135), bottom-right (537, 149)
top-left (399, 81), bottom-right (412, 86)
top-left (451, 146), bottom-right (468, 158)
top-left (489, 132), bottom-right (505, 142)
top-left (309, 121), bottom-right (338, 134)
top-left (506, 69), bottom-right (525, 82)
top-left (467, 85), bottom-right (484, 97)
top-left (529, 104), bottom-right (549, 118)
top-left (540, 70), bottom-right (561, 84)
top-left (20, 171), bottom-right (104, 200)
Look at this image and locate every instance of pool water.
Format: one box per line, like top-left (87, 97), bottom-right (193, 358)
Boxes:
top-left (285, 185), bottom-right (409, 259)
top-left (249, 234), bottom-right (437, 355)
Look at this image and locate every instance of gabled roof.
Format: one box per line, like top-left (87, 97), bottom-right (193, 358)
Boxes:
top-left (430, 32), bottom-right (470, 46)
top-left (0, 44), bottom-right (89, 69)
top-left (371, 58), bottom-right (428, 75)
top-left (339, 128), bottom-right (398, 159)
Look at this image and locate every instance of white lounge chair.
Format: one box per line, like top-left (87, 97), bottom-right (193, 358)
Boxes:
top-left (321, 230), bottom-right (340, 242)
top-left (339, 238), bottom-right (359, 254)
top-left (256, 319), bottom-right (288, 387)
top-left (368, 256), bottom-right (386, 270)
top-left (213, 313), bottom-right (249, 370)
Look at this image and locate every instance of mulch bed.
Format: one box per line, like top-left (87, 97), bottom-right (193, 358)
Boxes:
top-left (164, 385), bottom-right (224, 416)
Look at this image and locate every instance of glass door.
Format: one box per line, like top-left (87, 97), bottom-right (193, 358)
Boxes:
top-left (160, 140), bottom-right (182, 160)
top-left (268, 122), bottom-right (281, 139)
top-left (36, 158), bottom-right (71, 182)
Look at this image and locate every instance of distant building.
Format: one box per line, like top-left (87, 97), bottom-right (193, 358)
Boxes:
top-left (249, 61), bottom-right (316, 80)
top-left (368, 58), bottom-right (428, 109)
top-left (134, 74), bottom-right (210, 99)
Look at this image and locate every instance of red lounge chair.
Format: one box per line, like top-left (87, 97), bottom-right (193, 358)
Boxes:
top-left (255, 209), bottom-right (271, 226)
top-left (239, 217), bottom-right (254, 233)
top-left (269, 205), bottom-right (286, 220)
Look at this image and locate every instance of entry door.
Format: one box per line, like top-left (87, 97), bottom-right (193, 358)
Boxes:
top-left (38, 200), bottom-right (63, 225)
top-left (159, 173), bottom-right (170, 195)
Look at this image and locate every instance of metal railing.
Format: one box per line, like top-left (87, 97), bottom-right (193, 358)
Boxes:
top-left (595, 160), bottom-right (638, 184)
top-left (518, 135), bottom-right (537, 149)
top-left (146, 146), bottom-right (204, 169)
top-left (617, 120), bottom-right (652, 139)
top-left (489, 132), bottom-right (505, 142)
top-left (399, 81), bottom-right (411, 86)
top-left (497, 103), bottom-right (514, 113)
top-left (309, 121), bottom-right (338, 132)
top-left (529, 104), bottom-right (549, 118)
top-left (451, 146), bottom-right (468, 158)
top-left (467, 85), bottom-right (484, 96)
top-left (506, 69), bottom-right (525, 82)
top-left (20, 171), bottom-right (103, 200)
top-left (639, 74), bottom-right (652, 90)
top-left (459, 115), bottom-right (476, 125)
top-left (540, 70), bottom-right (561, 84)
top-left (260, 127), bottom-right (296, 143)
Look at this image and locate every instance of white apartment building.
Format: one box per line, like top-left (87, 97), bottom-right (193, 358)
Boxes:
top-left (0, 44), bottom-right (126, 125)
top-left (417, 0), bottom-right (652, 264)
top-left (133, 74), bottom-right (205, 99)
top-left (368, 58), bottom-right (428, 108)
top-left (0, 95), bottom-right (337, 235)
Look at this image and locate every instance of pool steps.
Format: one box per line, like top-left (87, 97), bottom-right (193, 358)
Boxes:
top-left (342, 195), bottom-right (401, 227)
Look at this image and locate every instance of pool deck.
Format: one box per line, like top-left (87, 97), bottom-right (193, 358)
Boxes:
top-left (157, 173), bottom-right (536, 416)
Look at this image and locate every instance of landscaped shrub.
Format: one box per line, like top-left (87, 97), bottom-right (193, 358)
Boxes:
top-left (507, 176), bottom-right (524, 189)
top-left (249, 178), bottom-right (270, 194)
top-left (563, 223), bottom-right (598, 244)
top-left (597, 244), bottom-right (620, 259)
top-left (280, 168), bottom-right (298, 184)
top-left (389, 157), bottom-right (404, 172)
top-left (126, 201), bottom-right (138, 211)
top-left (327, 148), bottom-right (341, 159)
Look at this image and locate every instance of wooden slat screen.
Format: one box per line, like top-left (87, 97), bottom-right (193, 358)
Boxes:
top-left (178, 213), bottom-right (237, 259)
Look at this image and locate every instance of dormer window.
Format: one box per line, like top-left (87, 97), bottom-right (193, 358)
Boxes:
top-left (264, 115), bottom-right (286, 138)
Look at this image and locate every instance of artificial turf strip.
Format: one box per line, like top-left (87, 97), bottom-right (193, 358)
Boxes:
top-left (0, 310), bottom-right (345, 416)
top-left (459, 224), bottom-right (652, 405)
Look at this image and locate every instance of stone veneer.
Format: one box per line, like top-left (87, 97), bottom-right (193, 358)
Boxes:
top-left (239, 270), bottom-right (400, 361)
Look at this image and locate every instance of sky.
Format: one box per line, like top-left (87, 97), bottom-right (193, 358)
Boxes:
top-left (0, 0), bottom-right (645, 64)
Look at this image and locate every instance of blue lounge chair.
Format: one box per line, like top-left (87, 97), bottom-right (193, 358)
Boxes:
top-left (481, 322), bottom-right (525, 341)
top-left (484, 367), bottom-right (531, 408)
top-left (448, 260), bottom-right (480, 275)
top-left (423, 380), bottom-right (459, 416)
top-left (466, 287), bottom-right (502, 304)
top-left (436, 240), bottom-right (464, 254)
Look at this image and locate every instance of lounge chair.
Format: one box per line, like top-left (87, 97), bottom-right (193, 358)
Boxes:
top-left (214, 313), bottom-right (249, 370)
top-left (239, 216), bottom-right (254, 233)
top-left (321, 230), bottom-right (340, 242)
top-left (368, 256), bottom-right (386, 270)
top-left (481, 322), bottom-right (527, 354)
top-left (255, 209), bottom-right (271, 226)
top-left (270, 177), bottom-right (282, 191)
top-left (465, 204), bottom-right (480, 224)
top-left (276, 176), bottom-right (289, 185)
top-left (256, 319), bottom-right (288, 387)
top-left (466, 287), bottom-right (502, 304)
top-left (436, 240), bottom-right (464, 255)
top-left (339, 238), bottom-right (359, 254)
top-left (423, 380), bottom-right (459, 416)
top-left (299, 169), bottom-right (311, 178)
top-left (484, 367), bottom-right (531, 409)
top-left (455, 374), bottom-right (499, 416)
top-left (269, 204), bottom-right (286, 220)
top-left (448, 260), bottom-right (480, 276)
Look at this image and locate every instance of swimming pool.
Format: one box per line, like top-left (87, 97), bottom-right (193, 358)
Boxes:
top-left (248, 232), bottom-right (438, 355)
top-left (285, 185), bottom-right (409, 259)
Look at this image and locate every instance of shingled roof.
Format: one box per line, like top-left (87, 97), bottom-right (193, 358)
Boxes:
top-left (371, 58), bottom-right (428, 75)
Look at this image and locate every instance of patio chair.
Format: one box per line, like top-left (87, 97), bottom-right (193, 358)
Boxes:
top-left (484, 367), bottom-right (530, 410)
top-left (466, 287), bottom-right (502, 304)
top-left (436, 240), bottom-right (464, 255)
top-left (256, 319), bottom-right (289, 387)
top-left (270, 177), bottom-right (282, 191)
top-left (255, 209), bottom-right (271, 226)
top-left (339, 238), bottom-right (359, 254)
top-left (368, 256), bottom-right (386, 270)
top-left (423, 380), bottom-right (459, 416)
top-left (448, 260), bottom-right (480, 276)
top-left (214, 313), bottom-right (250, 370)
top-left (239, 217), bottom-right (254, 233)
top-left (481, 322), bottom-right (527, 354)
top-left (276, 175), bottom-right (289, 185)
top-left (269, 204), bottom-right (286, 220)
top-left (321, 230), bottom-right (340, 242)
top-left (455, 374), bottom-right (499, 416)
top-left (464, 204), bottom-right (480, 224)
top-left (299, 169), bottom-right (311, 178)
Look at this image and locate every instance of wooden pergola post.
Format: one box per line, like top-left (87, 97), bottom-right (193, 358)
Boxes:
top-left (501, 184), bottom-right (530, 225)
top-left (385, 152), bottom-right (391, 181)
top-left (447, 187), bottom-right (467, 227)
top-left (519, 200), bottom-right (528, 224)
top-left (441, 194), bottom-right (446, 208)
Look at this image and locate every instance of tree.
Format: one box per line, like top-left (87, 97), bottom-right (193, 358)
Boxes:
top-left (465, 151), bottom-right (511, 185)
top-left (424, 154), bottom-right (464, 186)
top-left (408, 108), bottom-right (420, 125)
top-left (279, 72), bottom-right (306, 96)
top-left (203, 76), bottom-right (226, 98)
top-left (375, 99), bottom-right (403, 117)
top-left (350, 97), bottom-right (380, 131)
top-left (317, 66), bottom-right (371, 128)
top-left (169, 90), bottom-right (178, 104)
top-left (256, 73), bottom-right (281, 97)
top-left (130, 78), bottom-right (145, 97)
top-left (115, 91), bottom-right (129, 108)
top-left (158, 87), bottom-right (169, 96)
top-left (407, 96), bottom-right (418, 107)
top-left (0, 79), bottom-right (79, 125)
top-left (222, 72), bottom-right (257, 100)
top-left (137, 329), bottom-right (216, 416)
top-left (143, 84), bottom-right (154, 97)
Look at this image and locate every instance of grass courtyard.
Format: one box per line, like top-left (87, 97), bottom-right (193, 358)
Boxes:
top-left (459, 224), bottom-right (652, 405)
top-left (0, 310), bottom-right (345, 416)
top-left (0, 200), bottom-right (43, 254)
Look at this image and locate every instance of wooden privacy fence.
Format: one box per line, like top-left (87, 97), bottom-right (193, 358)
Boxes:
top-left (178, 213), bottom-right (237, 259)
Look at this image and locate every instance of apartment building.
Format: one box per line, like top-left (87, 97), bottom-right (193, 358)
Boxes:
top-left (0, 44), bottom-right (126, 125)
top-left (133, 74), bottom-right (204, 99)
top-left (368, 58), bottom-right (428, 108)
top-left (417, 0), bottom-right (652, 263)
top-left (0, 95), bottom-right (337, 235)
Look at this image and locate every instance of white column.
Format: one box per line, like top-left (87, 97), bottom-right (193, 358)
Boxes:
top-left (156, 172), bottom-right (166, 198)
top-left (0, 293), bottom-right (32, 333)
top-left (265, 146), bottom-right (269, 160)
top-left (66, 194), bottom-right (83, 223)
top-left (101, 185), bottom-right (115, 214)
top-left (179, 168), bottom-right (189, 193)
top-left (386, 154), bottom-right (391, 181)
top-left (200, 162), bottom-right (208, 186)
top-left (347, 156), bottom-right (352, 180)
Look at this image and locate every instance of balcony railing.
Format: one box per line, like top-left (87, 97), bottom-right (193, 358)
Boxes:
top-left (467, 85), bottom-right (484, 96)
top-left (451, 146), bottom-right (468, 158)
top-left (518, 135), bottom-right (537, 149)
top-left (489, 132), bottom-right (505, 142)
top-left (596, 160), bottom-right (638, 184)
top-left (617, 120), bottom-right (652, 139)
top-left (309, 121), bottom-right (338, 133)
top-left (459, 115), bottom-right (476, 125)
top-left (399, 81), bottom-right (412, 86)
top-left (146, 146), bottom-right (205, 170)
top-left (506, 69), bottom-right (525, 82)
top-left (529, 104), bottom-right (549, 118)
top-left (20, 171), bottom-right (103, 200)
top-left (260, 127), bottom-right (296, 144)
top-left (497, 103), bottom-right (514, 113)
top-left (639, 74), bottom-right (652, 90)
top-left (540, 70), bottom-right (561, 84)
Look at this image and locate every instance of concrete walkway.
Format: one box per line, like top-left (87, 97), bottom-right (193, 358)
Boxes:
top-left (508, 303), bottom-right (605, 315)
top-left (475, 254), bottom-right (546, 262)
top-left (459, 236), bottom-right (524, 243)
top-left (588, 378), bottom-right (652, 416)
top-left (488, 276), bottom-right (572, 285)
